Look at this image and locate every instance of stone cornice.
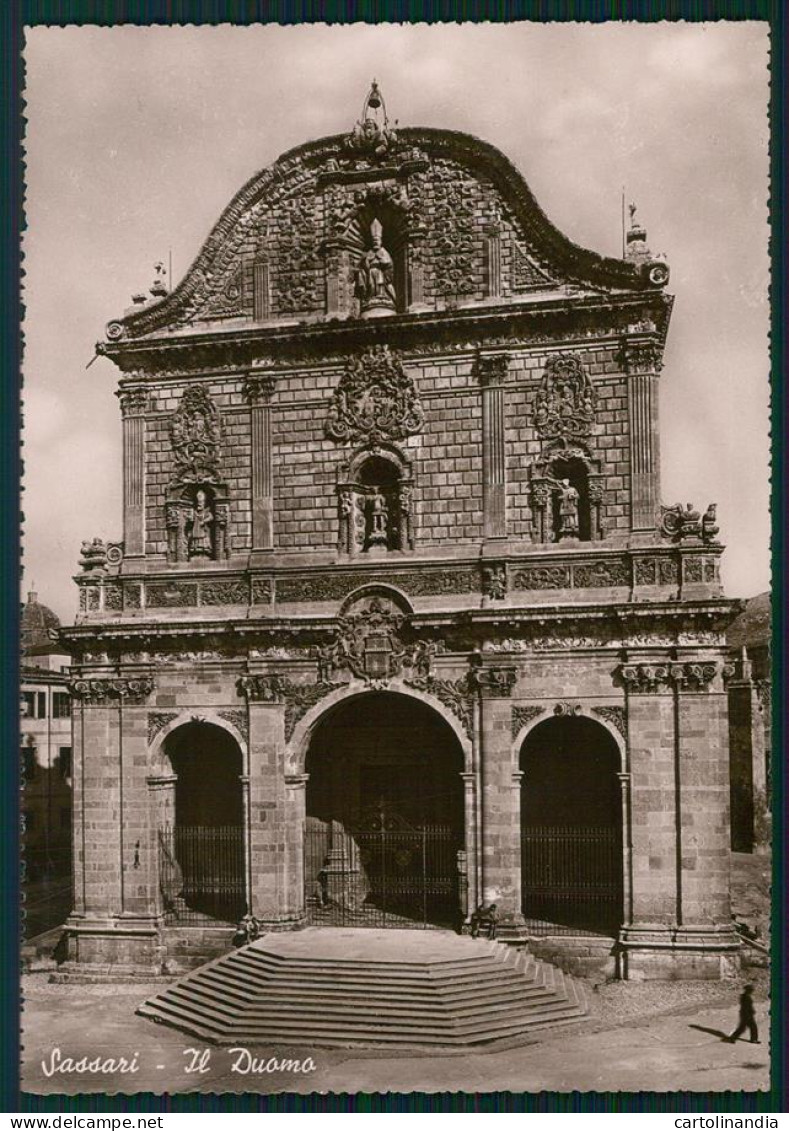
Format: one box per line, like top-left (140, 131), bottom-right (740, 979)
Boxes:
top-left (99, 292), bottom-right (672, 375)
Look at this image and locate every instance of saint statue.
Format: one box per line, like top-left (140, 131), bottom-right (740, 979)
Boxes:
top-left (188, 489), bottom-right (214, 558)
top-left (355, 219), bottom-right (397, 316)
top-left (548, 477), bottom-right (580, 540)
top-left (367, 487), bottom-right (388, 547)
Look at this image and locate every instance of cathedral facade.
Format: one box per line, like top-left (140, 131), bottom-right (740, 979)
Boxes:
top-left (62, 86), bottom-right (741, 981)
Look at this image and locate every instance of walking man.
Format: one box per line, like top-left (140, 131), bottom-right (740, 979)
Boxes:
top-left (727, 984), bottom-right (759, 1043)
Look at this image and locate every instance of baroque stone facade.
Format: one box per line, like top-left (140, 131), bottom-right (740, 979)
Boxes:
top-left (61, 86), bottom-right (741, 981)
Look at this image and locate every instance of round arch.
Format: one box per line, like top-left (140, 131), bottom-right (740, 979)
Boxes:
top-left (511, 705), bottom-right (626, 773)
top-left (150, 709), bottom-right (248, 772)
top-left (518, 712), bottom-right (625, 937)
top-left (299, 686), bottom-right (468, 930)
top-left (286, 678), bottom-right (473, 777)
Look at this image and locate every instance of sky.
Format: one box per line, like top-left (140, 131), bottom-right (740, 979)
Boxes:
top-left (22, 22), bottom-right (770, 621)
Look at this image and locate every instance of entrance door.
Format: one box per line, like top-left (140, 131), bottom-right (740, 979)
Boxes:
top-left (304, 692), bottom-right (465, 929)
top-left (520, 716), bottom-right (623, 936)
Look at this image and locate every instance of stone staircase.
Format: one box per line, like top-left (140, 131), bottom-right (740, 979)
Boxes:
top-left (137, 928), bottom-right (587, 1049)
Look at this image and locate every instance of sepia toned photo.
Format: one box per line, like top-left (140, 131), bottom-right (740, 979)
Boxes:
top-left (20, 21), bottom-right (771, 1098)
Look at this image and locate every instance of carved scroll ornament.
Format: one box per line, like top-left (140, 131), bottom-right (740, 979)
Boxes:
top-left (169, 386), bottom-right (223, 484)
top-left (532, 353), bottom-right (597, 442)
top-left (325, 346), bottom-right (424, 444)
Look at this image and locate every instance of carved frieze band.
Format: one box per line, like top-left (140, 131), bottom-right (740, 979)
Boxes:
top-left (69, 677), bottom-right (155, 705)
top-left (619, 662), bottom-right (718, 693)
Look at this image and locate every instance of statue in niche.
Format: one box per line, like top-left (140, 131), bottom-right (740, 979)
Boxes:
top-left (548, 478), bottom-right (579, 540)
top-left (367, 488), bottom-right (389, 548)
top-left (187, 489), bottom-right (214, 558)
top-left (355, 219), bottom-right (396, 316)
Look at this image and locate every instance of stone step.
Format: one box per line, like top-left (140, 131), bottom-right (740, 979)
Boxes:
top-left (138, 930), bottom-right (588, 1048)
top-left (161, 978), bottom-right (561, 1020)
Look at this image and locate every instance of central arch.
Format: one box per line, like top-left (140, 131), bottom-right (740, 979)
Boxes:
top-left (303, 691), bottom-right (465, 929)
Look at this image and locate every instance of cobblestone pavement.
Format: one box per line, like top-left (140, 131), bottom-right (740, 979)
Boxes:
top-left (21, 973), bottom-right (770, 1097)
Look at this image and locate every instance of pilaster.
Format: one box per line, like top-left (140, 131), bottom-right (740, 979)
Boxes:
top-left (477, 353), bottom-right (508, 541)
top-left (623, 340), bottom-right (662, 533)
top-left (245, 374), bottom-right (276, 554)
top-left (118, 388), bottom-right (147, 558)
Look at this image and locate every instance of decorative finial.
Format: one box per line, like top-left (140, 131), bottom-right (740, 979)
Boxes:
top-left (346, 81), bottom-right (398, 159)
top-left (150, 261), bottom-right (168, 299)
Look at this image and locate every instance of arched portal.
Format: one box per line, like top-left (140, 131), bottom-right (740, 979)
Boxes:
top-left (520, 716), bottom-right (623, 936)
top-left (304, 692), bottom-right (465, 929)
top-left (158, 721), bottom-right (246, 924)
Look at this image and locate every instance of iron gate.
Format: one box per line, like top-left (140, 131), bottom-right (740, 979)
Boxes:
top-left (304, 820), bottom-right (464, 929)
top-left (521, 825), bottom-right (622, 936)
top-left (159, 824), bottom-right (246, 924)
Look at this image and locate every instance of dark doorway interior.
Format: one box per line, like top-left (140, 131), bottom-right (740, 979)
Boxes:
top-left (520, 716), bottom-right (623, 936)
top-left (305, 693), bottom-right (465, 928)
top-left (160, 722), bottom-right (245, 924)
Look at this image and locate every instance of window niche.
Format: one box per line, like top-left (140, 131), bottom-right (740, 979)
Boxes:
top-left (529, 444), bottom-right (604, 545)
top-left (337, 447), bottom-right (413, 556)
top-left (165, 482), bottom-right (231, 564)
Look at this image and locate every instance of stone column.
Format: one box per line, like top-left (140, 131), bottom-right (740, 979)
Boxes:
top-left (283, 774), bottom-right (309, 925)
top-left (246, 696), bottom-right (285, 924)
top-left (460, 771), bottom-right (478, 918)
top-left (118, 388), bottom-right (147, 558)
top-left (619, 665), bottom-right (678, 930)
top-left (245, 374), bottom-right (276, 554)
top-left (477, 354), bottom-right (508, 541)
top-left (623, 340), bottom-right (662, 533)
top-left (617, 771), bottom-right (633, 926)
top-left (146, 772), bottom-right (178, 918)
top-left (672, 664), bottom-right (732, 926)
top-left (471, 665), bottom-right (523, 929)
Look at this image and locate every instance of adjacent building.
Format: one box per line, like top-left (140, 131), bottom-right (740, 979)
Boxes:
top-left (21, 591), bottom-right (73, 888)
top-left (61, 86), bottom-right (742, 980)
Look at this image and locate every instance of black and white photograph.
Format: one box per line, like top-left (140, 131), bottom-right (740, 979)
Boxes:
top-left (20, 21), bottom-right (772, 1098)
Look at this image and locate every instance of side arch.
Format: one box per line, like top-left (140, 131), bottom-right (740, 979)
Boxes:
top-left (149, 709), bottom-right (248, 773)
top-left (511, 703), bottom-right (626, 773)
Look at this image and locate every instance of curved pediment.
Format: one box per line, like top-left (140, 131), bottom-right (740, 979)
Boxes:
top-left (106, 117), bottom-right (669, 344)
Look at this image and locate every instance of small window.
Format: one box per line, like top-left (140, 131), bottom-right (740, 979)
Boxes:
top-left (53, 692), bottom-right (71, 718)
top-left (37, 692), bottom-right (47, 718)
top-left (20, 692), bottom-right (35, 718)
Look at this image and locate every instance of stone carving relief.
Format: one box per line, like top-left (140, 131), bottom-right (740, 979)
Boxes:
top-left (592, 706), bottom-right (627, 740)
top-left (404, 674), bottom-right (474, 739)
top-left (553, 702), bottom-right (583, 717)
top-left (237, 674), bottom-right (343, 742)
top-left (481, 564), bottom-right (507, 601)
top-left (147, 711), bottom-right (179, 745)
top-left (513, 565), bottom-right (571, 591)
top-left (511, 705), bottom-right (546, 738)
top-left (430, 161), bottom-right (476, 298)
top-left (573, 560), bottom-right (630, 588)
top-left (69, 676), bottom-right (155, 704)
top-left (169, 386), bottom-right (223, 485)
top-left (325, 347), bottom-right (424, 444)
top-left (217, 709), bottom-right (249, 745)
top-left (275, 566), bottom-right (477, 605)
top-left (468, 665), bottom-right (517, 698)
top-left (315, 594), bottom-right (441, 686)
top-left (274, 193), bottom-right (319, 315)
top-left (619, 662), bottom-right (718, 693)
top-left (532, 353), bottom-right (597, 442)
top-left (344, 81), bottom-right (399, 160)
top-left (354, 219), bottom-right (397, 316)
top-left (660, 502), bottom-right (719, 545)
